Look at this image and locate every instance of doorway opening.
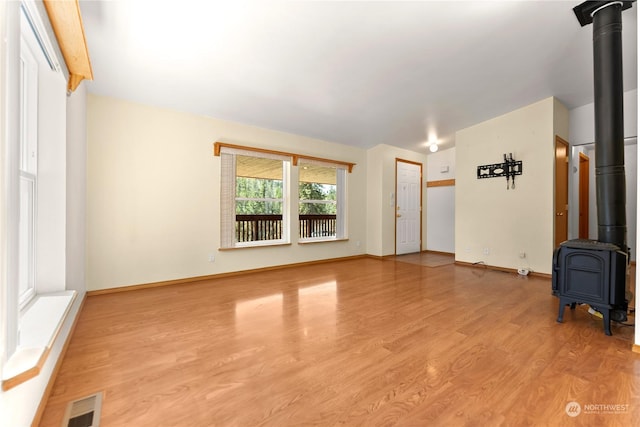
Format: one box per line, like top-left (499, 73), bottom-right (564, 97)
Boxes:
top-left (579, 152), bottom-right (590, 239)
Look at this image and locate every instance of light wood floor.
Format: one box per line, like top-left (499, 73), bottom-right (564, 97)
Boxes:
top-left (40, 257), bottom-right (639, 426)
top-left (394, 251), bottom-right (455, 268)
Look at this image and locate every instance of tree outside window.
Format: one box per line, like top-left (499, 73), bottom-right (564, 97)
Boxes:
top-left (234, 155), bottom-right (286, 243)
top-left (299, 163), bottom-right (338, 239)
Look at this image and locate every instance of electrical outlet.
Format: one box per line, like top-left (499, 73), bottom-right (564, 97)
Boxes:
top-left (519, 251), bottom-right (526, 259)
top-left (465, 247), bottom-right (471, 253)
top-left (208, 254), bottom-right (215, 263)
top-left (483, 247), bottom-right (490, 255)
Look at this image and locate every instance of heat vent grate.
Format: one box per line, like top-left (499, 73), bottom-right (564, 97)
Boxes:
top-left (62, 392), bottom-right (103, 427)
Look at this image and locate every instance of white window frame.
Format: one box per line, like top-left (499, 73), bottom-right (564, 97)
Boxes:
top-left (2, 0), bottom-right (69, 366)
top-left (18, 25), bottom-right (39, 309)
top-left (298, 159), bottom-right (348, 242)
top-left (18, 173), bottom-right (37, 308)
top-left (220, 147), bottom-right (291, 248)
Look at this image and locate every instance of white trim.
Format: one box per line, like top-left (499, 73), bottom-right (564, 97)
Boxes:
top-left (19, 1), bottom-right (60, 72)
top-left (2, 291), bottom-right (76, 385)
top-left (18, 172), bottom-right (36, 309)
top-left (298, 167), bottom-right (347, 241)
top-left (233, 238), bottom-right (289, 248)
top-left (336, 168), bottom-right (348, 239)
top-left (3, 0), bottom-right (67, 366)
top-left (18, 39), bottom-right (38, 174)
top-left (4, 0), bottom-right (23, 364)
top-left (17, 18), bottom-right (39, 310)
top-left (220, 153), bottom-right (291, 248)
top-left (281, 159), bottom-right (291, 243)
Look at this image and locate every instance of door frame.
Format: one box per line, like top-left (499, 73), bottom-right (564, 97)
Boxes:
top-left (395, 158), bottom-right (423, 255)
top-left (579, 152), bottom-right (590, 239)
top-left (555, 136), bottom-right (569, 247)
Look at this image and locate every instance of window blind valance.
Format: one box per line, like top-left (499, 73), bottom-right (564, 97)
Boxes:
top-left (216, 143), bottom-right (292, 162)
top-left (214, 142), bottom-right (355, 172)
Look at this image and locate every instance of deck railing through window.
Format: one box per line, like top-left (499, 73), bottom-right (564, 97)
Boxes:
top-left (299, 214), bottom-right (336, 238)
top-left (235, 214), bottom-right (337, 242)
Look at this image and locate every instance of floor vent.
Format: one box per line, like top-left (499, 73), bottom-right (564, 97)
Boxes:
top-left (62, 392), bottom-right (103, 427)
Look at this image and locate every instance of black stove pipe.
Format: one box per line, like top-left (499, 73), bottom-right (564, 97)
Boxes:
top-left (592, 2), bottom-right (627, 251)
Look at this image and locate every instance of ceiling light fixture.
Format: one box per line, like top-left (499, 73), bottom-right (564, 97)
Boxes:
top-left (429, 143), bottom-right (439, 153)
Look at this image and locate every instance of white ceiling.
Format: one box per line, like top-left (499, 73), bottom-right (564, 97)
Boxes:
top-left (79, 0), bottom-right (638, 153)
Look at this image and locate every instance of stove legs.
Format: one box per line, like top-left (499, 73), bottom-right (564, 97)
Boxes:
top-left (556, 300), bottom-right (576, 323)
top-left (556, 299), bottom-right (612, 335)
top-left (603, 310), bottom-right (612, 336)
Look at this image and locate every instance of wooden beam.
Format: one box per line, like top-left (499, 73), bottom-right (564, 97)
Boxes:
top-left (214, 142), bottom-right (356, 172)
top-left (43, 0), bottom-right (93, 92)
top-left (426, 178), bottom-right (455, 187)
top-left (67, 73), bottom-right (84, 92)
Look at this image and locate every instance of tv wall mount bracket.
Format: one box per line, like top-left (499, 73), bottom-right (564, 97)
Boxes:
top-left (477, 153), bottom-right (522, 190)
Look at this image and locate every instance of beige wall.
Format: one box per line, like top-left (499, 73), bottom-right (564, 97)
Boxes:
top-left (455, 97), bottom-right (568, 274)
top-left (87, 94), bottom-right (566, 286)
top-left (554, 97), bottom-right (570, 145)
top-left (366, 145), bottom-right (384, 256)
top-left (87, 95), bottom-right (368, 291)
top-left (66, 84), bottom-right (87, 294)
top-left (366, 144), bottom-right (428, 256)
top-left (426, 147), bottom-right (455, 253)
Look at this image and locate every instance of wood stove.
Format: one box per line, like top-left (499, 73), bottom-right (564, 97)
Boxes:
top-left (553, 239), bottom-right (628, 335)
top-left (553, 1), bottom-right (633, 335)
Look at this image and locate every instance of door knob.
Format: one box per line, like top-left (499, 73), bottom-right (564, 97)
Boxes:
top-left (396, 214), bottom-right (402, 218)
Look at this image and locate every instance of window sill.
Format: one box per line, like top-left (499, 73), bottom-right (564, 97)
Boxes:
top-left (298, 238), bottom-right (349, 245)
top-left (2, 290), bottom-right (77, 391)
top-left (220, 242), bottom-right (292, 251)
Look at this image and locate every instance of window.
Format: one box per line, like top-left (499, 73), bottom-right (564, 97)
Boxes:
top-left (18, 27), bottom-right (39, 308)
top-left (235, 156), bottom-right (285, 243)
top-left (298, 161), bottom-right (347, 241)
top-left (216, 142), bottom-right (353, 248)
top-left (220, 149), bottom-right (291, 248)
top-left (2, 1), bottom-right (69, 365)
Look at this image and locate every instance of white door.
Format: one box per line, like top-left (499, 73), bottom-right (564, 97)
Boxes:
top-left (396, 160), bottom-right (422, 254)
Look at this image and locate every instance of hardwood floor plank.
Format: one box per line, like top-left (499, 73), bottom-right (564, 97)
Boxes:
top-left (39, 258), bottom-right (639, 426)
